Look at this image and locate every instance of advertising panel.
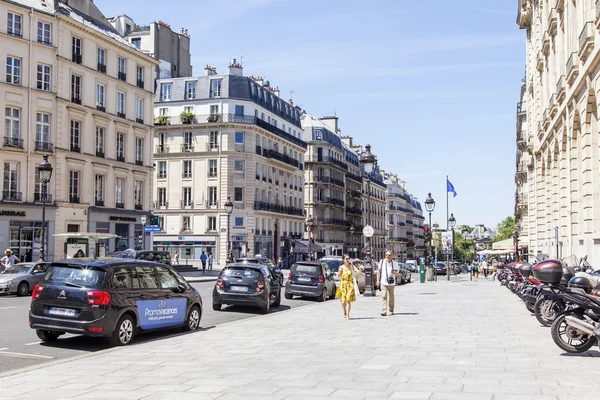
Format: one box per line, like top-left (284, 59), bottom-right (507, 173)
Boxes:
top-left (441, 231), bottom-right (453, 255)
top-left (136, 298), bottom-right (187, 329)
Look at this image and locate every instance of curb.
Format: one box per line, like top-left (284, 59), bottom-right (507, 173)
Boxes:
top-left (185, 277), bottom-right (218, 283)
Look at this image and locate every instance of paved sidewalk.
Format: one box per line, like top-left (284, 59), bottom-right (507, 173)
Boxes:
top-left (1, 275), bottom-right (598, 399)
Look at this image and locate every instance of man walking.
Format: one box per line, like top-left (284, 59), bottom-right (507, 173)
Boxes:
top-left (207, 253), bottom-right (213, 270)
top-left (200, 251), bottom-right (207, 273)
top-left (482, 258), bottom-right (489, 279)
top-left (1, 249), bottom-right (20, 269)
top-left (376, 251), bottom-right (401, 316)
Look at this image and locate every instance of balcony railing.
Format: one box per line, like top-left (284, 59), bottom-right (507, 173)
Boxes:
top-left (346, 171), bottom-right (363, 182)
top-left (2, 190), bottom-right (22, 201)
top-left (96, 150), bottom-right (105, 158)
top-left (316, 218), bottom-right (350, 227)
top-left (315, 175), bottom-right (345, 187)
top-left (180, 201), bottom-right (194, 209)
top-left (305, 155), bottom-right (348, 170)
top-left (95, 200), bottom-right (104, 206)
top-left (542, 108), bottom-right (550, 129)
top-left (136, 118), bottom-right (144, 124)
top-left (116, 202), bottom-right (125, 209)
top-left (346, 207), bottom-right (362, 216)
top-left (135, 204), bottom-right (143, 210)
top-left (70, 145), bottom-right (80, 153)
top-left (34, 141), bottom-right (53, 152)
top-left (155, 145), bottom-right (169, 154)
top-left (549, 94), bottom-right (557, 118)
top-left (579, 22), bottom-right (595, 61)
top-left (137, 79), bottom-right (144, 89)
top-left (116, 155), bottom-right (125, 162)
top-left (154, 113), bottom-right (307, 149)
top-left (536, 50), bottom-right (544, 71)
top-left (34, 193), bottom-right (52, 203)
top-left (69, 195), bottom-right (80, 203)
top-left (265, 149), bottom-right (300, 169)
top-left (207, 143), bottom-right (219, 151)
top-left (4, 136), bottom-right (23, 148)
top-left (72, 53), bottom-right (82, 64)
top-left (542, 32), bottom-right (550, 55)
top-left (118, 72), bottom-right (127, 81)
top-left (567, 52), bottom-right (580, 85)
top-left (548, 9), bottom-right (557, 35)
top-left (253, 201), bottom-right (304, 216)
top-left (556, 75), bottom-right (566, 103)
top-left (135, 159), bottom-right (143, 166)
top-left (182, 172), bottom-right (192, 179)
top-left (71, 96), bottom-right (81, 105)
top-left (117, 111), bottom-right (126, 119)
top-left (314, 197), bottom-right (345, 207)
top-left (96, 105), bottom-right (106, 112)
top-left (181, 144), bottom-right (194, 152)
top-left (97, 63), bottom-right (106, 73)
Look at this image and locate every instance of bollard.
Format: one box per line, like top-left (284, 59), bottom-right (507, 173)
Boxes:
top-left (419, 260), bottom-right (425, 283)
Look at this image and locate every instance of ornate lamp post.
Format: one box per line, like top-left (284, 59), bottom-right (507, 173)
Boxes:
top-left (306, 215), bottom-right (316, 261)
top-left (360, 144), bottom-right (376, 296)
top-left (349, 225), bottom-right (355, 258)
top-left (224, 196), bottom-right (233, 263)
top-left (38, 155), bottom-right (53, 261)
top-left (424, 193), bottom-right (435, 281)
top-left (448, 213), bottom-right (456, 281)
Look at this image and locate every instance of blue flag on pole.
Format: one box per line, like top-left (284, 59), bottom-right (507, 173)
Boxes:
top-left (447, 179), bottom-right (457, 197)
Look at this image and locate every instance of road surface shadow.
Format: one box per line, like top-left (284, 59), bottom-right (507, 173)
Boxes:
top-left (217, 304), bottom-right (292, 314)
top-left (560, 350), bottom-right (600, 358)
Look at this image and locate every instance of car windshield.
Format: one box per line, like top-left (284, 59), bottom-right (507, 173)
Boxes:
top-left (321, 259), bottom-right (343, 273)
top-left (222, 267), bottom-right (260, 279)
top-left (42, 265), bottom-right (105, 289)
top-left (2, 264), bottom-right (33, 274)
top-left (436, 262), bottom-right (446, 268)
top-left (292, 264), bottom-right (319, 273)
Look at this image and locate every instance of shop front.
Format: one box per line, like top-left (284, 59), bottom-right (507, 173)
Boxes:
top-left (153, 235), bottom-right (217, 262)
top-left (254, 236), bottom-right (273, 260)
top-left (231, 235), bottom-right (249, 260)
top-left (87, 208), bottom-right (149, 257)
top-left (0, 205), bottom-right (56, 261)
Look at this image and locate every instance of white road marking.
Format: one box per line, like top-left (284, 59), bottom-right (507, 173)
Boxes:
top-left (0, 306), bottom-right (17, 310)
top-left (0, 351), bottom-right (54, 359)
top-left (24, 341), bottom-right (42, 346)
top-left (0, 348), bottom-right (8, 351)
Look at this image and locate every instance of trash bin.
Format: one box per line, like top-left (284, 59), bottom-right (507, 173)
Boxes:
top-left (426, 266), bottom-right (434, 282)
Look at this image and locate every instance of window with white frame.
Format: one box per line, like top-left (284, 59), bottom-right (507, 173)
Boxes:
top-left (71, 74), bottom-right (81, 101)
top-left (36, 64), bottom-right (51, 91)
top-left (208, 186), bottom-right (217, 206)
top-left (96, 83), bottom-right (105, 108)
top-left (117, 91), bottom-right (125, 116)
top-left (136, 97), bottom-right (143, 121)
top-left (234, 187), bottom-right (243, 202)
top-left (235, 131), bottom-right (244, 145)
top-left (72, 36), bottom-right (82, 57)
top-left (209, 105), bottom-right (219, 115)
top-left (183, 132), bottom-right (192, 150)
top-left (135, 137), bottom-right (143, 163)
top-left (210, 79), bottom-right (222, 97)
top-left (135, 181), bottom-right (143, 207)
top-left (37, 21), bottom-right (51, 44)
top-left (115, 177), bottom-right (125, 206)
top-left (234, 160), bottom-right (244, 174)
top-left (183, 160), bottom-right (192, 178)
top-left (208, 216), bottom-right (217, 231)
top-left (159, 107), bottom-right (168, 116)
top-left (136, 65), bottom-right (143, 83)
top-left (161, 83), bottom-right (172, 101)
top-left (5, 107), bottom-right (20, 139)
top-left (3, 162), bottom-right (19, 198)
top-left (69, 170), bottom-right (79, 200)
top-left (182, 216), bottom-right (191, 231)
top-left (95, 126), bottom-right (105, 156)
top-left (208, 159), bottom-right (217, 177)
top-left (182, 187), bottom-right (192, 207)
top-left (209, 130), bottom-right (218, 149)
top-left (70, 120), bottom-right (80, 152)
top-left (7, 13), bottom-right (22, 36)
top-left (118, 57), bottom-right (126, 76)
top-left (158, 161), bottom-right (167, 179)
top-left (97, 47), bottom-right (106, 67)
top-left (116, 133), bottom-right (125, 160)
top-left (157, 187), bottom-right (166, 207)
top-left (35, 113), bottom-right (50, 145)
top-left (185, 81), bottom-right (196, 99)
top-left (95, 174), bottom-right (105, 203)
top-left (6, 56), bottom-right (21, 85)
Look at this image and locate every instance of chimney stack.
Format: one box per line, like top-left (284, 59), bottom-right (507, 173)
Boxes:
top-left (204, 64), bottom-right (217, 76)
top-left (228, 58), bottom-right (243, 76)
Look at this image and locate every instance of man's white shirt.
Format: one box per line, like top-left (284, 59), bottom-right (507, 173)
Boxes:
top-left (379, 259), bottom-right (398, 287)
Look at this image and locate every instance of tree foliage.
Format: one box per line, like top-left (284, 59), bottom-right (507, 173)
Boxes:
top-left (492, 216), bottom-right (515, 243)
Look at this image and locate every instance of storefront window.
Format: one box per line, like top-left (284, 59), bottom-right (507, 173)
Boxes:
top-left (115, 223), bottom-right (129, 251)
top-left (9, 221), bottom-right (44, 261)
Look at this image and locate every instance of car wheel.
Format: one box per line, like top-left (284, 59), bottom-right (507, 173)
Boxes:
top-left (109, 314), bottom-right (135, 347)
top-left (284, 291), bottom-right (293, 300)
top-left (262, 294), bottom-right (271, 314)
top-left (212, 303), bottom-right (222, 311)
top-left (184, 305), bottom-right (201, 331)
top-left (36, 329), bottom-right (60, 342)
top-left (317, 288), bottom-right (326, 302)
top-left (272, 290), bottom-right (281, 307)
top-left (407, 275), bottom-right (411, 283)
top-left (16, 282), bottom-right (29, 297)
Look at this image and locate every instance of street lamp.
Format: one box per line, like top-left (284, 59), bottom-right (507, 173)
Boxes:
top-left (424, 193), bottom-right (435, 281)
top-left (38, 154), bottom-right (53, 261)
top-left (349, 225), bottom-right (355, 258)
top-left (447, 213), bottom-right (456, 281)
top-left (306, 215), bottom-right (316, 261)
top-left (224, 196), bottom-right (233, 263)
top-left (360, 144), bottom-right (376, 297)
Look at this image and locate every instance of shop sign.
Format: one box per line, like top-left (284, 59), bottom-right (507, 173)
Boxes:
top-left (109, 216), bottom-right (137, 222)
top-left (232, 236), bottom-right (246, 241)
top-left (0, 210), bottom-right (26, 217)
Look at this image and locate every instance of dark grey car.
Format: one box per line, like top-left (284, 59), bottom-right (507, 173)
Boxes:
top-left (285, 262), bottom-right (336, 302)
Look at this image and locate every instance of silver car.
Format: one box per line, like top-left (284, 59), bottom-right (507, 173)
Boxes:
top-left (0, 262), bottom-right (50, 296)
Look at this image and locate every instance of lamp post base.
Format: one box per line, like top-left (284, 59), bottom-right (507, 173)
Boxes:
top-left (362, 287), bottom-right (376, 297)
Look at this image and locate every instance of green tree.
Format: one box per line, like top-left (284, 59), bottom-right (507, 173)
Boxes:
top-left (492, 216), bottom-right (515, 243)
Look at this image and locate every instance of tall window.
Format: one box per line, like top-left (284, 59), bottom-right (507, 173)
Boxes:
top-left (136, 98), bottom-right (143, 122)
top-left (208, 159), bottom-right (217, 177)
top-left (157, 187), bottom-right (167, 207)
top-left (235, 105), bottom-right (244, 116)
top-left (235, 131), bottom-right (245, 145)
top-left (97, 47), bottom-right (106, 72)
top-left (209, 105), bottom-right (219, 115)
top-left (116, 133), bottom-right (125, 161)
top-left (69, 170), bottom-right (79, 202)
top-left (234, 160), bottom-right (244, 174)
top-left (208, 216), bottom-right (216, 231)
top-left (71, 74), bottom-right (81, 102)
top-left (5, 107), bottom-right (21, 139)
top-left (7, 13), bottom-right (22, 36)
top-left (210, 79), bottom-right (222, 97)
top-left (70, 120), bottom-right (80, 152)
top-left (135, 137), bottom-right (143, 164)
top-left (183, 160), bottom-right (192, 178)
top-left (161, 83), bottom-right (172, 101)
top-left (35, 113), bottom-right (50, 146)
top-left (96, 83), bottom-right (105, 109)
top-left (118, 57), bottom-right (126, 80)
top-left (36, 64), bottom-right (51, 91)
top-left (135, 181), bottom-right (143, 208)
top-left (131, 38), bottom-right (141, 49)
top-left (234, 187), bottom-right (243, 202)
top-left (6, 56), bottom-right (21, 85)
top-left (185, 81), bottom-right (196, 99)
top-left (136, 65), bottom-right (144, 87)
top-left (95, 175), bottom-right (105, 204)
top-left (95, 126), bottom-right (105, 157)
top-left (115, 177), bottom-right (124, 206)
top-left (182, 216), bottom-right (191, 231)
top-left (117, 91), bottom-right (125, 116)
top-left (182, 187), bottom-right (192, 207)
top-left (3, 162), bottom-right (19, 200)
top-left (72, 36), bottom-right (82, 63)
top-left (183, 132), bottom-right (192, 150)
top-left (208, 186), bottom-right (217, 206)
top-left (37, 21), bottom-right (51, 44)
top-left (158, 161), bottom-right (166, 179)
top-left (209, 130), bottom-right (218, 150)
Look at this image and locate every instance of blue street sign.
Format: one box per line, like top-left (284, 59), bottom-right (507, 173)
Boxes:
top-left (144, 226), bottom-right (161, 232)
top-left (479, 254), bottom-right (486, 261)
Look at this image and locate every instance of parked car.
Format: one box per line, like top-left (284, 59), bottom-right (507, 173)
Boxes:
top-left (405, 260), bottom-right (419, 273)
top-left (320, 257), bottom-right (365, 293)
top-left (236, 257), bottom-right (283, 286)
top-left (396, 263), bottom-right (412, 284)
top-left (284, 261), bottom-right (336, 302)
top-left (212, 263), bottom-right (281, 313)
top-left (0, 262), bottom-right (50, 296)
top-left (29, 258), bottom-right (202, 346)
top-left (435, 261), bottom-right (447, 275)
top-left (108, 249), bottom-right (172, 266)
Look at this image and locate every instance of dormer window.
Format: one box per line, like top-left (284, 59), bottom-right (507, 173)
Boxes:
top-left (315, 129), bottom-right (322, 140)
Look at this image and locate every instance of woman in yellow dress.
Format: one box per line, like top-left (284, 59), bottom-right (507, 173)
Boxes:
top-left (336, 254), bottom-right (356, 320)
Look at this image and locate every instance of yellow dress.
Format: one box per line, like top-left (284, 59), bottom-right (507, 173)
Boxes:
top-left (336, 268), bottom-right (356, 303)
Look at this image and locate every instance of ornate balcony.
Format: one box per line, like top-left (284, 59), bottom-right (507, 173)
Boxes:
top-left (345, 171), bottom-right (362, 183)
top-left (556, 75), bottom-right (566, 103)
top-left (542, 32), bottom-right (550, 55)
top-left (34, 193), bottom-right (52, 203)
top-left (536, 50), bottom-right (544, 72)
top-left (34, 141), bottom-right (53, 152)
top-left (548, 9), bottom-right (557, 36)
top-left (4, 136), bottom-right (23, 148)
top-left (566, 53), bottom-right (579, 85)
top-left (253, 201), bottom-right (304, 216)
top-left (155, 145), bottom-right (169, 154)
top-left (579, 22), bottom-right (594, 62)
top-left (549, 94), bottom-right (557, 118)
top-left (2, 190), bottom-right (22, 201)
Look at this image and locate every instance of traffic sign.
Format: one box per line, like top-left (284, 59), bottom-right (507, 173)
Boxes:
top-left (144, 226), bottom-right (161, 232)
top-left (140, 215), bottom-right (147, 225)
top-left (362, 225), bottom-right (374, 238)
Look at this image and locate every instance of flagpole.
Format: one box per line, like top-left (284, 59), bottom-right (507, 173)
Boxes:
top-left (446, 175), bottom-right (450, 281)
top-left (446, 175), bottom-right (449, 230)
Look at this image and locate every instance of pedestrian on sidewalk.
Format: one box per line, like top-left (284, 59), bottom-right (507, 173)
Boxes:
top-left (207, 253), bottom-right (213, 270)
top-left (1, 249), bottom-right (19, 268)
top-left (482, 259), bottom-right (489, 278)
top-left (200, 251), bottom-right (207, 272)
top-left (173, 252), bottom-right (179, 265)
top-left (376, 251), bottom-right (401, 316)
top-left (277, 257), bottom-right (282, 270)
top-left (473, 261), bottom-right (479, 281)
top-left (335, 254), bottom-right (356, 320)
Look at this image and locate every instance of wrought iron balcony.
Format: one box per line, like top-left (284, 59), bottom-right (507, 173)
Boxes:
top-left (135, 204), bottom-right (143, 210)
top-left (118, 72), bottom-right (127, 81)
top-left (155, 145), bottom-right (169, 154)
top-left (567, 52), bottom-right (580, 85)
top-left (96, 150), bottom-right (105, 158)
top-left (96, 105), bottom-right (106, 112)
top-left (2, 190), bottom-right (22, 201)
top-left (536, 50), bottom-right (544, 72)
top-left (548, 9), bottom-right (557, 36)
top-left (72, 54), bottom-right (82, 64)
top-left (69, 195), bottom-right (80, 203)
top-left (135, 159), bottom-right (143, 166)
top-left (180, 201), bottom-right (194, 209)
top-left (182, 172), bottom-right (192, 179)
top-left (97, 63), bottom-right (106, 73)
top-left (116, 202), bottom-right (125, 209)
top-left (34, 141), bottom-right (53, 152)
top-left (542, 32), bottom-right (550, 55)
top-left (315, 175), bottom-right (345, 188)
top-left (34, 193), bottom-right (52, 203)
top-left (70, 145), bottom-right (80, 153)
top-left (117, 111), bottom-right (126, 119)
top-left (116, 155), bottom-right (125, 162)
top-left (137, 79), bottom-right (144, 89)
top-left (314, 197), bottom-right (345, 207)
top-left (346, 171), bottom-right (363, 183)
top-left (206, 143), bottom-right (219, 151)
top-left (253, 201), bottom-right (304, 216)
top-left (181, 144), bottom-right (194, 152)
top-left (306, 155), bottom-right (348, 170)
top-left (579, 22), bottom-right (595, 62)
top-left (556, 75), bottom-right (566, 103)
top-left (316, 218), bottom-right (350, 227)
top-left (4, 136), bottom-right (23, 148)
top-left (346, 207), bottom-right (362, 216)
top-left (71, 96), bottom-right (81, 105)
top-left (95, 200), bottom-right (104, 206)
top-left (264, 149), bottom-right (300, 169)
top-left (136, 118), bottom-right (144, 124)
top-left (256, 145), bottom-right (262, 155)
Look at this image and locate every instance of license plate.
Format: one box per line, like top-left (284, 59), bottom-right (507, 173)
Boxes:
top-left (298, 277), bottom-right (311, 282)
top-left (230, 286), bottom-right (248, 292)
top-left (48, 307), bottom-right (76, 317)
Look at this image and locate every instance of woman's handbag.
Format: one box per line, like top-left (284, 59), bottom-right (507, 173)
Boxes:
top-left (353, 275), bottom-right (360, 298)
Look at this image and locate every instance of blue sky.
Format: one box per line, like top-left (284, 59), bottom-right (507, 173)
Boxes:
top-left (99, 0), bottom-right (524, 229)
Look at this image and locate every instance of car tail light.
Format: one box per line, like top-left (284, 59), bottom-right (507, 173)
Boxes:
top-left (88, 326), bottom-right (103, 333)
top-left (32, 285), bottom-right (43, 299)
top-left (257, 281), bottom-right (265, 292)
top-left (318, 275), bottom-right (324, 283)
top-left (217, 279), bottom-right (223, 290)
top-left (86, 291), bottom-right (111, 305)
top-left (288, 272), bottom-right (292, 281)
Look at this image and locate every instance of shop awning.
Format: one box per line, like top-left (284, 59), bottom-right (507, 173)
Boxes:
top-left (291, 239), bottom-right (323, 254)
top-left (54, 233), bottom-right (120, 240)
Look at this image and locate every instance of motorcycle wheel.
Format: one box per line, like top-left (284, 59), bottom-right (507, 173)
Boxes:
top-left (525, 301), bottom-right (535, 313)
top-left (534, 296), bottom-right (565, 327)
top-left (550, 312), bottom-right (596, 353)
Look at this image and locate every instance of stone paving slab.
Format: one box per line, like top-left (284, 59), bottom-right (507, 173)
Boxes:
top-left (0, 275), bottom-right (598, 399)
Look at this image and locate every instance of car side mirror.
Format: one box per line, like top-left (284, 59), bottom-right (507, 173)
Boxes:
top-left (177, 283), bottom-right (186, 292)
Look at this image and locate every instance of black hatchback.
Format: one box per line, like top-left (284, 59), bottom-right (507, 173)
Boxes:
top-left (29, 258), bottom-right (202, 346)
top-left (212, 264), bottom-right (281, 313)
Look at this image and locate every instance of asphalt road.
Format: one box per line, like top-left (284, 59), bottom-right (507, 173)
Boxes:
top-left (0, 279), bottom-right (317, 374)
